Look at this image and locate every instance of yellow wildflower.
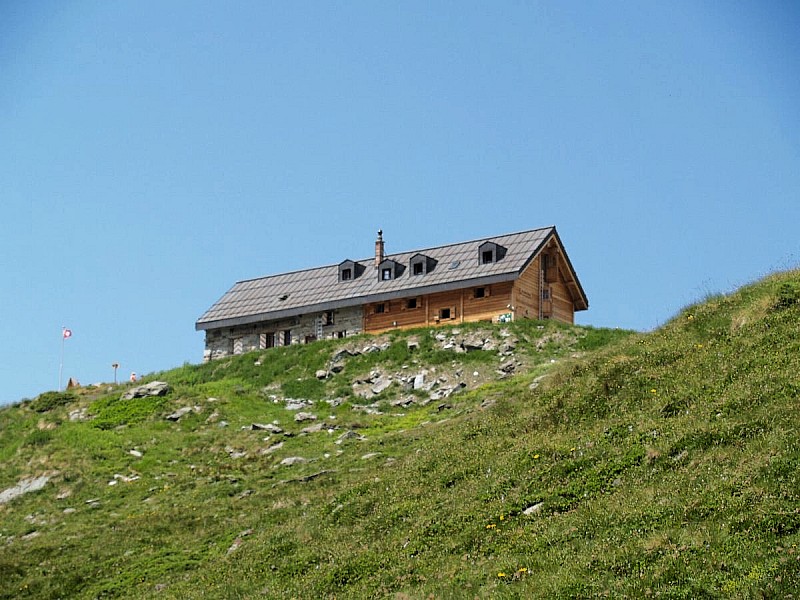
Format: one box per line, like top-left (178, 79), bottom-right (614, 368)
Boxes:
top-left (498, 572), bottom-right (506, 578)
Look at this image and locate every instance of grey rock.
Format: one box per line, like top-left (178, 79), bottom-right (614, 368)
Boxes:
top-left (165, 406), bottom-right (194, 421)
top-left (285, 399), bottom-right (311, 411)
top-left (462, 335), bottom-right (487, 351)
top-left (330, 362), bottom-right (345, 374)
top-left (335, 430), bottom-right (366, 444)
top-left (279, 456), bottom-right (308, 466)
top-left (331, 348), bottom-right (356, 362)
top-left (301, 422), bottom-right (326, 434)
top-left (413, 373), bottom-right (425, 389)
top-left (391, 396), bottom-right (415, 407)
top-left (0, 476), bottom-right (50, 505)
top-left (499, 360), bottom-right (517, 373)
top-left (371, 377), bottom-right (392, 395)
top-left (261, 441), bottom-right (284, 454)
top-left (122, 381), bottom-right (170, 400)
top-left (353, 384), bottom-right (375, 399)
top-left (294, 412), bottom-right (317, 423)
top-left (69, 408), bottom-right (89, 422)
top-left (315, 369), bottom-right (329, 380)
top-left (361, 452), bottom-right (380, 460)
top-left (252, 423), bottom-right (283, 434)
top-left (523, 502), bottom-right (545, 516)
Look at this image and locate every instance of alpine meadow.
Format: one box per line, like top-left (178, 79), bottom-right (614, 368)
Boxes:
top-left (1, 271), bottom-right (799, 598)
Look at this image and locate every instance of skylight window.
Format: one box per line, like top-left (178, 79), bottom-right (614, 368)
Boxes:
top-left (448, 260), bottom-right (461, 270)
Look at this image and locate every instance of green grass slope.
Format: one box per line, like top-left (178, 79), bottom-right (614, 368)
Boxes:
top-left (1, 271), bottom-right (799, 598)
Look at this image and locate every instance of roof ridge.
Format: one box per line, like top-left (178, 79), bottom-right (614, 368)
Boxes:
top-left (233, 226), bottom-right (555, 284)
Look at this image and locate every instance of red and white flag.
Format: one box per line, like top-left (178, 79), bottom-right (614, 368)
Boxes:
top-left (63, 328), bottom-right (72, 339)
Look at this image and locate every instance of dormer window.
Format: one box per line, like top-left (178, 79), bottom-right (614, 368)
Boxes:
top-left (338, 260), bottom-right (364, 282)
top-left (478, 241), bottom-right (507, 265)
top-left (377, 258), bottom-right (403, 281)
top-left (410, 253), bottom-right (436, 276)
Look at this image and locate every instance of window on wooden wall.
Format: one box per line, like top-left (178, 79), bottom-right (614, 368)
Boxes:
top-left (283, 330), bottom-right (291, 345)
top-left (474, 286), bottom-right (490, 299)
top-left (439, 307), bottom-right (453, 320)
top-left (322, 311), bottom-right (334, 325)
top-left (375, 303), bottom-right (386, 314)
top-left (406, 298), bottom-right (418, 309)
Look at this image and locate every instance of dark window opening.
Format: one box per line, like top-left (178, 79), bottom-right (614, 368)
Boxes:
top-left (375, 303), bottom-right (385, 314)
top-left (413, 262), bottom-right (424, 275)
top-left (439, 307), bottom-right (451, 320)
top-left (341, 268), bottom-right (352, 281)
top-left (542, 288), bottom-right (551, 300)
top-left (482, 250), bottom-right (494, 264)
top-left (322, 311), bottom-right (334, 326)
top-left (304, 335), bottom-right (316, 344)
top-left (336, 330), bottom-right (346, 339)
top-left (474, 287), bottom-right (486, 298)
top-left (261, 333), bottom-right (275, 349)
top-left (283, 330), bottom-right (291, 345)
top-left (406, 298), bottom-right (417, 309)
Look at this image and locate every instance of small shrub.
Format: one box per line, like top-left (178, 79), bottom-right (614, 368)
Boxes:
top-left (24, 429), bottom-right (53, 447)
top-left (29, 391), bottom-right (75, 413)
top-left (775, 282), bottom-right (799, 309)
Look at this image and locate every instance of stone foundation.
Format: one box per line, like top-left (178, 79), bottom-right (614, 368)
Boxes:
top-left (203, 306), bottom-right (363, 361)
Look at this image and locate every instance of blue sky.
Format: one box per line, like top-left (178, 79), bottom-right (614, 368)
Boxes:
top-left (2, 1), bottom-right (798, 405)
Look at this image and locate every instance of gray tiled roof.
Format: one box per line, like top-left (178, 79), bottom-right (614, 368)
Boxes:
top-left (196, 226), bottom-right (583, 330)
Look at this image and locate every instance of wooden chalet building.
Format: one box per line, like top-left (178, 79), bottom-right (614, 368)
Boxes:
top-left (196, 226), bottom-right (588, 360)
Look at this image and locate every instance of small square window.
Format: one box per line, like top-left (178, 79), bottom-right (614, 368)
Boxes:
top-left (439, 307), bottom-right (451, 320)
top-left (412, 262), bottom-right (424, 275)
top-left (542, 289), bottom-right (551, 300)
top-left (474, 287), bottom-right (486, 299)
top-left (341, 268), bottom-right (352, 281)
top-left (375, 303), bottom-right (385, 314)
top-left (382, 268), bottom-right (392, 280)
top-left (482, 250), bottom-right (494, 264)
top-left (406, 298), bottom-right (417, 309)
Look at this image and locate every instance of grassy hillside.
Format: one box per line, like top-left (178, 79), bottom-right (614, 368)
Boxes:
top-left (1, 271), bottom-right (799, 598)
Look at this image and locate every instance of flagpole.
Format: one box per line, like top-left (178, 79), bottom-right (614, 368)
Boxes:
top-left (59, 327), bottom-right (65, 391)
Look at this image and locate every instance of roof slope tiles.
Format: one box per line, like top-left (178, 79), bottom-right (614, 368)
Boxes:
top-left (196, 227), bottom-right (572, 330)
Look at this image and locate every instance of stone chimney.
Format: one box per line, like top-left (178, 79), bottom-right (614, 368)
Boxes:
top-left (375, 229), bottom-right (385, 267)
